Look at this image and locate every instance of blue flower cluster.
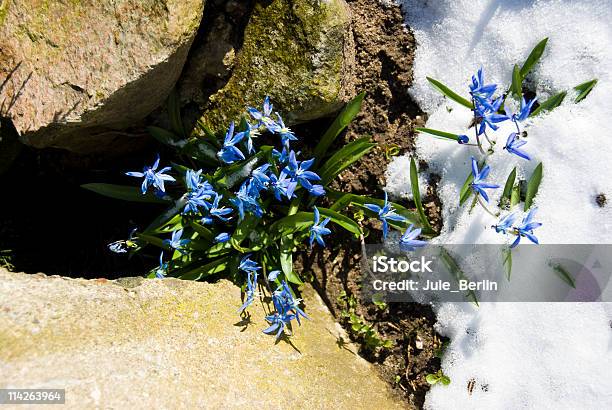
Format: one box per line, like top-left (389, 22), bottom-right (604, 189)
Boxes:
top-left (365, 193), bottom-right (428, 251)
top-left (235, 254), bottom-right (309, 341)
top-left (121, 97), bottom-right (343, 341)
top-left (493, 207), bottom-right (542, 247)
top-left (469, 68), bottom-right (536, 161)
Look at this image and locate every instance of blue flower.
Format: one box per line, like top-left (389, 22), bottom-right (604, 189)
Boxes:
top-left (209, 194), bottom-right (233, 221)
top-left (504, 132), bottom-right (531, 160)
top-left (251, 164), bottom-right (271, 191)
top-left (239, 254), bottom-right (261, 274)
top-left (126, 154), bottom-right (175, 194)
top-left (243, 122), bottom-right (260, 155)
top-left (183, 173), bottom-right (216, 214)
top-left (399, 225), bottom-right (427, 251)
top-left (217, 122), bottom-right (246, 164)
top-left (183, 188), bottom-right (213, 214)
top-left (268, 270), bottom-right (281, 281)
top-left (247, 96), bottom-right (278, 133)
top-left (200, 216), bottom-right (213, 225)
top-left (364, 192), bottom-right (406, 239)
top-left (163, 229), bottom-right (190, 254)
top-left (230, 181), bottom-right (264, 221)
top-left (309, 206), bottom-right (331, 248)
top-left (284, 151), bottom-right (322, 192)
top-left (469, 157), bottom-right (499, 203)
top-left (512, 97), bottom-right (537, 122)
top-left (458, 134), bottom-right (469, 144)
top-left (263, 311), bottom-right (295, 341)
top-left (272, 146), bottom-right (292, 164)
top-left (273, 281), bottom-right (309, 325)
top-left (307, 184), bottom-right (325, 197)
top-left (155, 252), bottom-right (168, 279)
top-left (269, 171), bottom-right (296, 201)
top-left (493, 212), bottom-right (519, 234)
top-left (275, 113), bottom-right (297, 147)
top-left (214, 232), bottom-right (231, 243)
top-left (469, 68), bottom-right (497, 105)
top-left (238, 270), bottom-right (258, 313)
top-left (185, 169), bottom-right (203, 191)
top-left (474, 97), bottom-right (508, 135)
top-left (510, 208), bottom-right (542, 248)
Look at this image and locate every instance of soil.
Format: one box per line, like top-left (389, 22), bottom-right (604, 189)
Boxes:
top-left (297, 1), bottom-right (444, 408)
top-left (0, 1), bottom-right (443, 408)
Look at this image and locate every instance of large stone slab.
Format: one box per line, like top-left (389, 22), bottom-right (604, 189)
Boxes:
top-left (197, 0), bottom-right (355, 132)
top-left (0, 270), bottom-right (403, 409)
top-left (0, 0), bottom-right (203, 153)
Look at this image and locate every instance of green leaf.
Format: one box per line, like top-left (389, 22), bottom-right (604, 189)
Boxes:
top-left (192, 119), bottom-right (221, 149)
top-left (511, 64), bottom-right (522, 98)
top-left (520, 37), bottom-right (548, 79)
top-left (501, 167), bottom-right (517, 207)
top-left (440, 376), bottom-right (451, 386)
top-left (425, 374), bottom-right (440, 385)
top-left (426, 77), bottom-right (473, 109)
top-left (167, 89), bottom-right (185, 138)
top-left (280, 236), bottom-right (303, 285)
top-left (502, 247), bottom-right (513, 281)
top-left (151, 213), bottom-right (183, 234)
top-left (313, 92), bottom-right (366, 164)
top-left (214, 146), bottom-right (273, 188)
top-left (410, 157), bottom-right (432, 231)
top-left (81, 183), bottom-right (169, 204)
top-left (190, 222), bottom-right (215, 242)
top-left (439, 248), bottom-right (479, 306)
top-left (143, 199), bottom-right (185, 234)
top-left (524, 162), bottom-right (543, 211)
top-left (318, 207), bottom-right (362, 237)
top-left (147, 126), bottom-right (183, 148)
top-left (414, 127), bottom-right (464, 143)
top-left (573, 79), bottom-right (597, 103)
top-left (530, 91), bottom-right (567, 116)
top-left (231, 214), bottom-right (261, 245)
top-left (270, 212), bottom-right (314, 235)
top-left (549, 262), bottom-right (576, 288)
top-left (319, 137), bottom-right (375, 185)
top-left (178, 256), bottom-right (231, 281)
top-left (135, 233), bottom-right (167, 250)
top-left (181, 139), bottom-right (219, 165)
top-left (459, 171), bottom-right (475, 206)
top-left (510, 184), bottom-right (521, 208)
top-left (327, 190), bottom-right (422, 229)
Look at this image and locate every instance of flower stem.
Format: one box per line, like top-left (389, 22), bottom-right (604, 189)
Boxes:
top-left (476, 194), bottom-right (498, 217)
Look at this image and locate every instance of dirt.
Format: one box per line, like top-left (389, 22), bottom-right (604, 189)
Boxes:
top-left (297, 1), bottom-right (444, 408)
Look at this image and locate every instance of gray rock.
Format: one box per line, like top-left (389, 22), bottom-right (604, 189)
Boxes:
top-left (0, 0), bottom-right (204, 153)
top-left (196, 0), bottom-right (355, 132)
top-left (0, 269), bottom-right (404, 409)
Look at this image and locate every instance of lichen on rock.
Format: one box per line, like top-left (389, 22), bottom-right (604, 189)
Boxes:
top-left (0, 269), bottom-right (404, 409)
top-left (197, 0), bottom-right (354, 133)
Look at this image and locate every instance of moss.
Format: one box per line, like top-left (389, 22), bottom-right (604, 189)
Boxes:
top-left (0, 0), bottom-right (9, 27)
top-left (198, 0), bottom-right (350, 133)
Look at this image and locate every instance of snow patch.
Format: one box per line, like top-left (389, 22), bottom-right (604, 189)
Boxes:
top-left (387, 0), bottom-right (612, 407)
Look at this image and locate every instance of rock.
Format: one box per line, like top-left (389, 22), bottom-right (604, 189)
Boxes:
top-left (197, 0), bottom-right (355, 132)
top-left (0, 0), bottom-right (204, 153)
top-left (0, 269), bottom-right (404, 409)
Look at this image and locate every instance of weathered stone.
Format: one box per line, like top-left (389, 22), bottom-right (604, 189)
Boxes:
top-left (0, 269), bottom-right (404, 409)
top-left (0, 0), bottom-right (204, 153)
top-left (197, 0), bottom-right (355, 132)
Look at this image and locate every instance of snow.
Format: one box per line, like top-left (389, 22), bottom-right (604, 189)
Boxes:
top-left (384, 0), bottom-right (612, 407)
